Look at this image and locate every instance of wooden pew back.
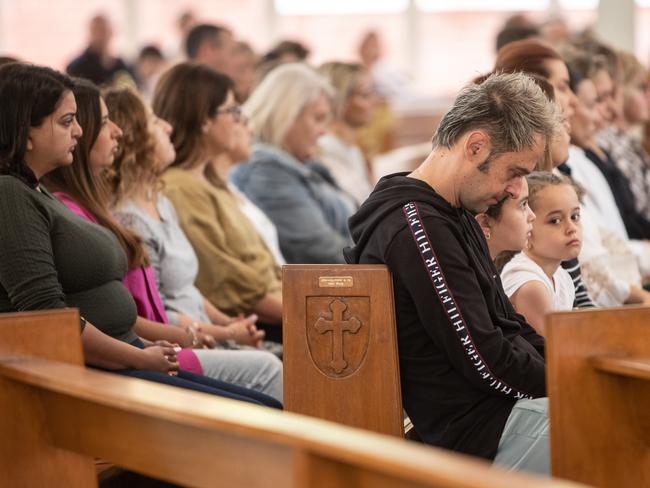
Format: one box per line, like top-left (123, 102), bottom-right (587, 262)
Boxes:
top-left (546, 306), bottom-right (650, 487)
top-left (282, 264), bottom-right (403, 436)
top-left (0, 309), bottom-right (97, 486)
top-left (0, 309), bottom-right (583, 488)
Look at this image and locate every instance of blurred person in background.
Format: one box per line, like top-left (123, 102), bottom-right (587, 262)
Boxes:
top-left (253, 39), bottom-right (310, 88)
top-left (564, 50), bottom-right (650, 241)
top-left (261, 40), bottom-right (309, 64)
top-left (318, 62), bottom-right (376, 205)
top-left (561, 58), bottom-right (650, 306)
top-left (596, 51), bottom-right (650, 221)
top-left (134, 45), bottom-right (166, 102)
top-left (67, 14), bottom-right (131, 86)
top-left (494, 14), bottom-right (540, 52)
top-left (165, 9), bottom-right (196, 61)
top-left (231, 41), bottom-right (258, 103)
top-left (356, 30), bottom-right (397, 163)
top-left (539, 16), bottom-right (571, 49)
top-left (186, 23), bottom-right (236, 76)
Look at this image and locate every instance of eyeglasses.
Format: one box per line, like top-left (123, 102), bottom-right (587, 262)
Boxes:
top-left (215, 105), bottom-right (245, 123)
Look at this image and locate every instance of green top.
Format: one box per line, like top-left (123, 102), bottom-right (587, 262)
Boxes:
top-left (0, 175), bottom-right (137, 342)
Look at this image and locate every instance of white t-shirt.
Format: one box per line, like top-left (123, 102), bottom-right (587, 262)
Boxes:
top-left (500, 252), bottom-right (575, 312)
top-left (227, 182), bottom-right (286, 266)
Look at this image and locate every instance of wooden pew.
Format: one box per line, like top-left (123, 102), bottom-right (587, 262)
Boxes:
top-left (546, 306), bottom-right (650, 487)
top-left (0, 309), bottom-right (582, 488)
top-left (282, 264), bottom-right (403, 436)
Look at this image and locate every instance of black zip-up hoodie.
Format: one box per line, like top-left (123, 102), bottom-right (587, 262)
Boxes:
top-left (344, 173), bottom-right (546, 460)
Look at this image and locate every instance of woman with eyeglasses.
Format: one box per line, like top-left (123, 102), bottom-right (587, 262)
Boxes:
top-left (152, 62), bottom-right (284, 333)
top-left (205, 101), bottom-right (286, 267)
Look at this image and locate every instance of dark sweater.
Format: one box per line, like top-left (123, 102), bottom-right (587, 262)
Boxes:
top-left (0, 176), bottom-right (137, 342)
top-left (344, 173), bottom-right (546, 460)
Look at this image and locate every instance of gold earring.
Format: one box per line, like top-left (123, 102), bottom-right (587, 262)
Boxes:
top-left (485, 232), bottom-right (491, 240)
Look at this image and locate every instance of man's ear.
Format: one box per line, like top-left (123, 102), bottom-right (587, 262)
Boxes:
top-left (26, 133), bottom-right (34, 152)
top-left (474, 213), bottom-right (491, 238)
top-left (463, 130), bottom-right (490, 162)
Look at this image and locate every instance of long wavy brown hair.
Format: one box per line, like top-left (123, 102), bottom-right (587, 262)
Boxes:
top-left (43, 78), bottom-right (149, 269)
top-left (104, 88), bottom-right (162, 206)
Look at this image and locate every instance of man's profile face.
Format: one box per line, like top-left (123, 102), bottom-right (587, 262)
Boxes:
top-left (459, 133), bottom-right (544, 214)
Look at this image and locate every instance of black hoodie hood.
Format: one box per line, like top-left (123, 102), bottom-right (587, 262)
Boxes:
top-left (344, 173), bottom-right (447, 262)
top-left (345, 172), bottom-right (485, 269)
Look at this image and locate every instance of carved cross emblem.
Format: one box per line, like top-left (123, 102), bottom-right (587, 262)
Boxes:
top-left (314, 299), bottom-right (362, 373)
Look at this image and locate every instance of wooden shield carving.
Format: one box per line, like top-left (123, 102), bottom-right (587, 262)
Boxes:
top-left (306, 297), bottom-right (370, 378)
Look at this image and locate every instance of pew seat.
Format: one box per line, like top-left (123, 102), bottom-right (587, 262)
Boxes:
top-left (0, 309), bottom-right (582, 488)
top-left (546, 306), bottom-right (650, 488)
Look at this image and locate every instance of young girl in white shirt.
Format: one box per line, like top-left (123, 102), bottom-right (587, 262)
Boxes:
top-left (477, 172), bottom-right (582, 335)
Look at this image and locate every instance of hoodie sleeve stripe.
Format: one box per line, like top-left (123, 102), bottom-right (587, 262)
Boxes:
top-left (402, 202), bottom-right (532, 400)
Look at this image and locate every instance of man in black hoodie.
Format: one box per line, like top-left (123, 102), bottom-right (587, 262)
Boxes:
top-left (345, 72), bottom-right (560, 474)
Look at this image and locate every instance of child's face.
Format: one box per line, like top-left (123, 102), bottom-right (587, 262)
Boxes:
top-left (490, 179), bottom-right (536, 254)
top-left (528, 184), bottom-right (582, 262)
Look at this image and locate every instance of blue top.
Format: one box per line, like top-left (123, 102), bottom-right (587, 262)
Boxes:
top-left (231, 143), bottom-right (356, 264)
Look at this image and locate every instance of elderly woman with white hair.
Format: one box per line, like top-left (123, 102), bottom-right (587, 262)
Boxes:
top-left (231, 63), bottom-right (356, 264)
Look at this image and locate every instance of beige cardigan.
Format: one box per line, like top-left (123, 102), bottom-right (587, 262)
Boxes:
top-left (162, 168), bottom-right (281, 316)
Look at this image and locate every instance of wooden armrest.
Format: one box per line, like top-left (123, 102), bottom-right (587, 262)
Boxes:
top-left (589, 355), bottom-right (650, 381)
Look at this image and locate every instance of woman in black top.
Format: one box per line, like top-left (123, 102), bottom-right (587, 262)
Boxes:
top-left (0, 63), bottom-right (279, 407)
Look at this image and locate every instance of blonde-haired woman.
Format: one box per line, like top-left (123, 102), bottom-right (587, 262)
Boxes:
top-left (317, 62), bottom-right (375, 206)
top-left (231, 63), bottom-right (356, 264)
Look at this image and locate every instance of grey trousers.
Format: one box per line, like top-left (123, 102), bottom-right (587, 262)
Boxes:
top-left (493, 397), bottom-right (550, 476)
top-left (192, 348), bottom-right (283, 402)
